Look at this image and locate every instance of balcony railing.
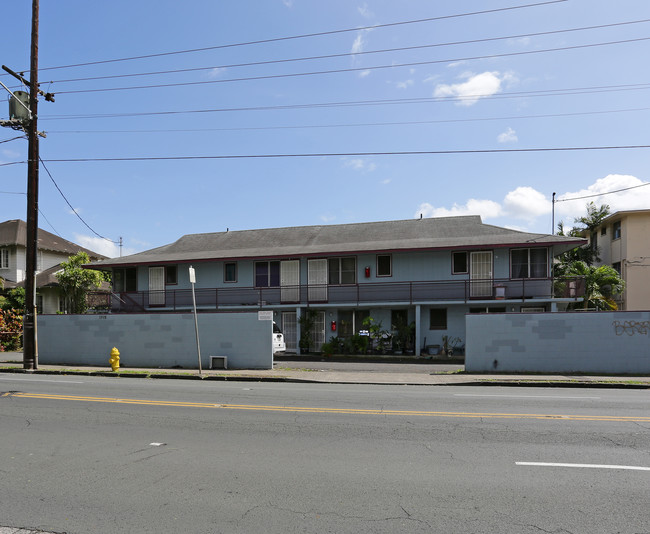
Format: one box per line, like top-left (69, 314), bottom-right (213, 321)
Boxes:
top-left (89, 276), bottom-right (585, 313)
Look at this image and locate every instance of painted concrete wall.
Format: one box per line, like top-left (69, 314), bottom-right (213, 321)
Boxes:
top-left (466, 311), bottom-right (650, 373)
top-left (38, 312), bottom-right (272, 369)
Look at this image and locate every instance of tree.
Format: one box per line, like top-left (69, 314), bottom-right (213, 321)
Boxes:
top-left (555, 202), bottom-right (611, 272)
top-left (56, 252), bottom-right (104, 314)
top-left (565, 261), bottom-right (625, 310)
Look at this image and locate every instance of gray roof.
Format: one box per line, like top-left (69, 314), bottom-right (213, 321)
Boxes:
top-left (0, 219), bottom-right (106, 260)
top-left (90, 216), bottom-right (586, 268)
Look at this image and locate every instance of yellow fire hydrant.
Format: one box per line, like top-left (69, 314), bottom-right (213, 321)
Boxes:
top-left (109, 347), bottom-right (120, 372)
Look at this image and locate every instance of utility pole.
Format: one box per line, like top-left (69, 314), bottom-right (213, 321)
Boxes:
top-left (1, 0), bottom-right (52, 369)
top-left (22, 0), bottom-right (41, 370)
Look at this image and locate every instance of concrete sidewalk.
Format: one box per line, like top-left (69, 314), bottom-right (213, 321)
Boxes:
top-left (1, 353), bottom-right (648, 388)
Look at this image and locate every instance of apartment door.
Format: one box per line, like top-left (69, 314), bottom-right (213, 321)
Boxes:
top-left (311, 311), bottom-right (326, 352)
top-left (308, 259), bottom-right (328, 301)
top-left (280, 260), bottom-right (300, 302)
top-left (148, 266), bottom-right (165, 305)
top-left (282, 311), bottom-right (297, 352)
top-left (470, 251), bottom-right (493, 298)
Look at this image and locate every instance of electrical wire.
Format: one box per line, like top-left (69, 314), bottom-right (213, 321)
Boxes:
top-left (556, 182), bottom-right (650, 202)
top-left (43, 106), bottom-right (650, 135)
top-left (1, 0), bottom-right (567, 76)
top-left (43, 18), bottom-right (650, 85)
top-left (0, 136), bottom-right (26, 144)
top-left (23, 145), bottom-right (650, 164)
top-left (39, 82), bottom-right (650, 121)
top-left (50, 37), bottom-right (650, 95)
top-left (38, 157), bottom-right (119, 243)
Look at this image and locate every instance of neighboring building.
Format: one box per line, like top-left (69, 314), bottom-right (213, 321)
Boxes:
top-left (89, 216), bottom-right (586, 354)
top-left (588, 210), bottom-right (650, 310)
top-left (0, 219), bottom-right (107, 314)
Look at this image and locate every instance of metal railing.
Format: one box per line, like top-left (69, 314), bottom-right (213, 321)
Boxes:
top-left (88, 276), bottom-right (585, 313)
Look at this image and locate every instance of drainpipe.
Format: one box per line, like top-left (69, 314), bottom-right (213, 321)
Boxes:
top-left (296, 307), bottom-right (302, 356)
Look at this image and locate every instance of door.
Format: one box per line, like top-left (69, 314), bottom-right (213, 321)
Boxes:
top-left (281, 260), bottom-right (300, 302)
top-left (308, 259), bottom-right (328, 301)
top-left (311, 311), bottom-right (326, 352)
top-left (470, 251), bottom-right (493, 297)
top-left (149, 266), bottom-right (165, 305)
top-left (282, 311), bottom-right (297, 352)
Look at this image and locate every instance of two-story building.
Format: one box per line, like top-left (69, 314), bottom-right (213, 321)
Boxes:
top-left (0, 219), bottom-right (106, 314)
top-left (587, 209), bottom-right (650, 310)
top-left (88, 216), bottom-right (586, 354)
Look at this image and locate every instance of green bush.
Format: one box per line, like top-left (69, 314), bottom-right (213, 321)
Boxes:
top-left (0, 309), bottom-right (23, 352)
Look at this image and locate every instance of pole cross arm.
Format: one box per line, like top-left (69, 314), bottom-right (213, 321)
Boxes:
top-left (1, 64), bottom-right (55, 102)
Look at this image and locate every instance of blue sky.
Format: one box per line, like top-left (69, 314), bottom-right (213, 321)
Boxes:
top-left (2, 0), bottom-right (650, 257)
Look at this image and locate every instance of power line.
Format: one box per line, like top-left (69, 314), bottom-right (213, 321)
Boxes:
top-left (0, 136), bottom-right (26, 144)
top-left (42, 18), bottom-right (650, 86)
top-left (39, 82), bottom-right (650, 121)
top-left (38, 157), bottom-right (119, 243)
top-left (556, 182), bottom-right (650, 203)
top-left (50, 37), bottom-right (650, 95)
top-left (2, 0), bottom-right (567, 75)
top-left (44, 106), bottom-right (650, 135)
top-left (5, 144), bottom-right (649, 166)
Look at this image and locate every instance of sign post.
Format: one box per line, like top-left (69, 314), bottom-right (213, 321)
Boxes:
top-left (189, 266), bottom-right (202, 375)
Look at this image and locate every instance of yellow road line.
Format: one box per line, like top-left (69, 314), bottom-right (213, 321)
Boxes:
top-left (5, 392), bottom-right (650, 422)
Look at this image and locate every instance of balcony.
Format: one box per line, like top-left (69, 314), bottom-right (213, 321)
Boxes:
top-left (91, 276), bottom-right (585, 313)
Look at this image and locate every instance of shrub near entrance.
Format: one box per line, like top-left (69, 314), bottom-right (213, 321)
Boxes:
top-left (0, 309), bottom-right (22, 352)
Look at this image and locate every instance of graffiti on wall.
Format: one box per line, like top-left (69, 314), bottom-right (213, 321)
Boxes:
top-left (613, 320), bottom-right (650, 336)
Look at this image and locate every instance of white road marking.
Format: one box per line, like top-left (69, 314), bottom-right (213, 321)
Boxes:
top-left (454, 394), bottom-right (600, 400)
top-left (516, 462), bottom-right (650, 471)
top-left (0, 377), bottom-right (84, 384)
top-left (149, 442), bottom-right (166, 447)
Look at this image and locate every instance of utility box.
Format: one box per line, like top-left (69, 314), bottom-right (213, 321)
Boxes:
top-left (9, 90), bottom-right (30, 122)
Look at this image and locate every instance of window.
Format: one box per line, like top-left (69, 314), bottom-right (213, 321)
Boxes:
top-left (469, 307), bottom-right (506, 313)
top-left (165, 265), bottom-right (177, 285)
top-left (113, 267), bottom-right (137, 292)
top-left (601, 227), bottom-right (607, 236)
top-left (511, 248), bottom-right (548, 279)
top-left (377, 254), bottom-right (392, 277)
top-left (452, 252), bottom-right (468, 274)
top-left (429, 308), bottom-right (447, 330)
top-left (612, 261), bottom-right (621, 275)
top-left (224, 262), bottom-right (237, 283)
top-left (0, 248), bottom-right (8, 269)
top-left (613, 221), bottom-right (621, 240)
top-left (255, 261), bottom-right (280, 287)
top-left (328, 257), bottom-right (356, 285)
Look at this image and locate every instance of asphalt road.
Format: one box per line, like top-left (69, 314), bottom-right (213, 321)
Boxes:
top-left (1, 375), bottom-right (648, 534)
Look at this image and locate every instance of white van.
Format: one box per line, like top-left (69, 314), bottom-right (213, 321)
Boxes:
top-left (273, 322), bottom-right (286, 354)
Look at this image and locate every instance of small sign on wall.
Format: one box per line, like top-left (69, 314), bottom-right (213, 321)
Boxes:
top-left (258, 311), bottom-right (273, 321)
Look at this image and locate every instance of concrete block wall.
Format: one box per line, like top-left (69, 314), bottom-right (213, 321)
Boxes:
top-left (466, 311), bottom-right (650, 374)
top-left (38, 312), bottom-right (272, 369)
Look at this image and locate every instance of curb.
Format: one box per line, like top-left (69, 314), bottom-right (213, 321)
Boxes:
top-left (0, 366), bottom-right (647, 388)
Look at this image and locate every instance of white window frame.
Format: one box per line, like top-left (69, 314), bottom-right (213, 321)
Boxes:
top-left (0, 248), bottom-right (8, 269)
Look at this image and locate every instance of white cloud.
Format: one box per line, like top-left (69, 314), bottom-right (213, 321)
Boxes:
top-left (502, 187), bottom-right (550, 221)
top-left (416, 198), bottom-right (502, 220)
top-left (381, 178), bottom-right (391, 185)
top-left (342, 158), bottom-right (376, 173)
top-left (358, 3), bottom-right (373, 18)
top-left (555, 174), bottom-right (650, 222)
top-left (497, 127), bottom-right (518, 143)
top-left (74, 235), bottom-right (135, 259)
top-left (395, 79), bottom-right (414, 90)
top-left (351, 32), bottom-right (365, 55)
top-left (282, 0), bottom-right (293, 7)
top-left (69, 207), bottom-right (82, 216)
top-left (416, 174), bottom-right (650, 233)
top-left (358, 69), bottom-right (371, 78)
top-left (434, 71), bottom-right (514, 106)
top-left (207, 67), bottom-right (226, 79)
top-left (2, 148), bottom-right (21, 158)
